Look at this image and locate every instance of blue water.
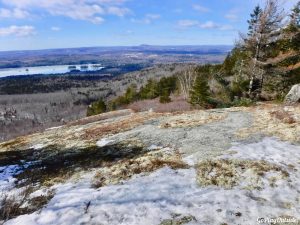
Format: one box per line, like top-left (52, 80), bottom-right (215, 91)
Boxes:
top-left (0, 64), bottom-right (104, 78)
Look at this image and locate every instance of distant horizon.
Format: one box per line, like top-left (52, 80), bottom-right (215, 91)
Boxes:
top-left (0, 44), bottom-right (234, 53)
top-left (0, 0), bottom-right (298, 51)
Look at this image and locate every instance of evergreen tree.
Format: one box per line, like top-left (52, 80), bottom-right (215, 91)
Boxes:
top-left (290, 1), bottom-right (300, 29)
top-left (124, 85), bottom-right (138, 103)
top-left (140, 79), bottom-right (159, 99)
top-left (159, 89), bottom-right (171, 103)
top-left (87, 99), bottom-right (106, 116)
top-left (189, 75), bottom-right (210, 107)
top-left (247, 5), bottom-right (263, 36)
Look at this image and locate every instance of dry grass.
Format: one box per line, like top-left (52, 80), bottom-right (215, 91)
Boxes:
top-left (159, 215), bottom-right (197, 225)
top-left (237, 104), bottom-right (300, 142)
top-left (93, 150), bottom-right (188, 188)
top-left (196, 159), bottom-right (289, 189)
top-left (159, 111), bottom-right (227, 128)
top-left (0, 187), bottom-right (54, 222)
top-left (0, 136), bottom-right (30, 153)
top-left (82, 113), bottom-right (161, 140)
top-left (66, 109), bottom-right (133, 127)
top-left (270, 110), bottom-right (296, 124)
top-left (12, 140), bottom-right (148, 188)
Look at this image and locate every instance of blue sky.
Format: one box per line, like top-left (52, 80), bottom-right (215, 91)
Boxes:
top-left (0, 0), bottom-right (298, 51)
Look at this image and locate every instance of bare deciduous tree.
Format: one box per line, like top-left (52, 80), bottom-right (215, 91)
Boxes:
top-left (177, 67), bottom-right (197, 100)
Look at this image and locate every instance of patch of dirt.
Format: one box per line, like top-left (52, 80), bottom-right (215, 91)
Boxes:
top-left (196, 159), bottom-right (289, 189)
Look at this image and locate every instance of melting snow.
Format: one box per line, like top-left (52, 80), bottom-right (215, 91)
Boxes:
top-left (0, 165), bottom-right (22, 192)
top-left (30, 144), bottom-right (45, 150)
top-left (96, 138), bottom-right (114, 147)
top-left (3, 138), bottom-right (300, 225)
top-left (0, 161), bottom-right (37, 193)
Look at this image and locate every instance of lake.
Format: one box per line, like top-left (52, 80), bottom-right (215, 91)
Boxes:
top-left (0, 64), bottom-right (104, 78)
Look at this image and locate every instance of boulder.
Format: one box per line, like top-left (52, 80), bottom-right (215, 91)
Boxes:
top-left (284, 84), bottom-right (300, 104)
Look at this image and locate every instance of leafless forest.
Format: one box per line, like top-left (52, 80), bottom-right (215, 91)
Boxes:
top-left (0, 64), bottom-right (193, 141)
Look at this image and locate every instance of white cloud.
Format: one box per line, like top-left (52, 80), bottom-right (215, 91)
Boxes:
top-left (199, 21), bottom-right (219, 29)
top-left (177, 20), bottom-right (199, 28)
top-left (145, 14), bottom-right (161, 20)
top-left (0, 8), bottom-right (29, 19)
top-left (1, 0), bottom-right (130, 23)
top-left (107, 6), bottom-right (131, 17)
top-left (219, 25), bottom-right (234, 31)
top-left (192, 4), bottom-right (210, 13)
top-left (51, 26), bottom-right (61, 31)
top-left (225, 9), bottom-right (240, 22)
top-left (0, 25), bottom-right (35, 37)
top-left (177, 19), bottom-right (234, 31)
top-left (131, 14), bottom-right (161, 24)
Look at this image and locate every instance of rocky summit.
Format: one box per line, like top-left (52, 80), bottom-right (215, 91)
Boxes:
top-left (0, 104), bottom-right (300, 225)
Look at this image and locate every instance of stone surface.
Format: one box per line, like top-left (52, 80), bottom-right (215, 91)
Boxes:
top-left (284, 84), bottom-right (300, 104)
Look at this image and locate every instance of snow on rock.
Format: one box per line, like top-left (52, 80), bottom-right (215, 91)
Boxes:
top-left (96, 138), bottom-right (114, 147)
top-left (0, 165), bottom-right (22, 192)
top-left (0, 161), bottom-right (37, 192)
top-left (147, 144), bottom-right (163, 151)
top-left (45, 126), bottom-right (63, 131)
top-left (30, 143), bottom-right (46, 150)
top-left (4, 138), bottom-right (300, 225)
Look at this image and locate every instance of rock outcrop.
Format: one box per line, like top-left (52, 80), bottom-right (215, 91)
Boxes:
top-left (284, 84), bottom-right (300, 104)
top-left (1, 104), bottom-right (300, 225)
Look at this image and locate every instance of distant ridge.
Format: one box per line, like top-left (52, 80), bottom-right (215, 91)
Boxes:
top-left (0, 45), bottom-right (233, 56)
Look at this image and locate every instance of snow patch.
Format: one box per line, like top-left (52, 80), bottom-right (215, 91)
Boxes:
top-left (4, 138), bottom-right (300, 225)
top-left (96, 138), bottom-right (114, 147)
top-left (0, 162), bottom-right (37, 192)
top-left (46, 126), bottom-right (63, 131)
top-left (147, 144), bottom-right (163, 151)
top-left (30, 143), bottom-right (45, 150)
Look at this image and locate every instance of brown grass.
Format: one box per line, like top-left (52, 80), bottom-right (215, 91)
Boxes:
top-left (237, 104), bottom-right (300, 142)
top-left (66, 109), bottom-right (134, 127)
top-left (196, 159), bottom-right (289, 189)
top-left (159, 215), bottom-right (197, 225)
top-left (93, 151), bottom-right (188, 188)
top-left (0, 187), bottom-right (54, 221)
top-left (82, 113), bottom-right (161, 140)
top-left (270, 110), bottom-right (296, 124)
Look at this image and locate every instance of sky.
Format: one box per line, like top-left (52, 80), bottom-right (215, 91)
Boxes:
top-left (0, 0), bottom-right (298, 51)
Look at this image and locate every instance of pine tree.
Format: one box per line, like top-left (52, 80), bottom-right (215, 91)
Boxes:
top-left (159, 89), bottom-right (171, 103)
top-left (124, 85), bottom-right (138, 104)
top-left (87, 99), bottom-right (106, 116)
top-left (189, 75), bottom-right (210, 107)
top-left (290, 1), bottom-right (300, 29)
top-left (247, 5), bottom-right (263, 36)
